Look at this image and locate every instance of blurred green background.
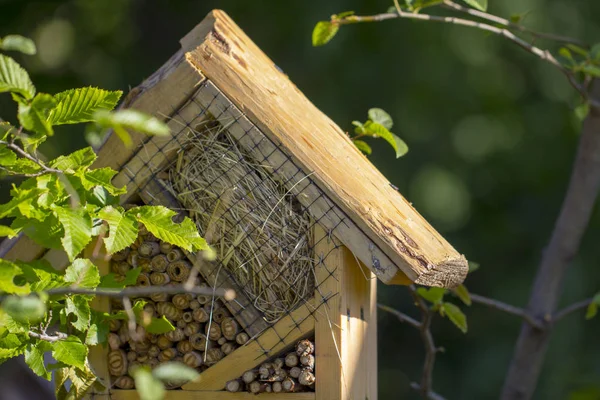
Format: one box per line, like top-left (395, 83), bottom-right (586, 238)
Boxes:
top-left (2, 0), bottom-right (600, 398)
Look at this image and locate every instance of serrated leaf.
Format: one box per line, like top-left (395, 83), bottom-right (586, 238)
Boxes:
top-left (441, 302), bottom-right (468, 333)
top-left (312, 21), bottom-right (339, 47)
top-left (61, 364), bottom-right (97, 399)
top-left (99, 267), bottom-right (141, 289)
top-left (132, 367), bottom-right (165, 400)
top-left (64, 259), bottom-right (100, 289)
top-left (152, 362), bottom-right (199, 384)
top-left (17, 214), bottom-right (65, 250)
top-left (85, 310), bottom-right (109, 346)
top-left (127, 206), bottom-right (207, 252)
top-left (65, 296), bottom-right (91, 332)
top-left (462, 0), bottom-right (487, 11)
top-left (368, 108), bottom-right (393, 130)
top-left (143, 315), bottom-right (175, 334)
top-left (452, 284), bottom-right (472, 306)
top-left (49, 147), bottom-right (97, 172)
top-left (53, 206), bottom-right (92, 262)
top-left (0, 121), bottom-right (15, 140)
top-left (25, 341), bottom-right (52, 380)
top-left (0, 35), bottom-right (36, 55)
top-left (585, 293), bottom-right (600, 320)
top-left (0, 331), bottom-right (26, 360)
top-left (0, 186), bottom-right (40, 219)
top-left (94, 109), bottom-right (169, 139)
top-left (417, 287), bottom-right (446, 304)
top-left (353, 140), bottom-right (372, 155)
top-left (99, 206), bottom-right (138, 254)
top-left (48, 87), bottom-right (122, 125)
top-left (78, 167), bottom-right (125, 195)
top-left (52, 336), bottom-right (87, 370)
top-left (1, 312), bottom-right (30, 333)
top-left (18, 93), bottom-right (56, 137)
top-left (2, 295), bottom-right (46, 323)
top-left (0, 259), bottom-right (30, 294)
top-left (17, 259), bottom-right (65, 291)
top-left (0, 146), bottom-right (17, 165)
top-left (0, 55), bottom-right (35, 99)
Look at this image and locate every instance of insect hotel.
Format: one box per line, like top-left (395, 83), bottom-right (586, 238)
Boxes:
top-left (0, 10), bottom-right (467, 400)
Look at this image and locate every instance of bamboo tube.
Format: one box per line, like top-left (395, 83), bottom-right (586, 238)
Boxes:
top-left (112, 248), bottom-right (130, 262)
top-left (182, 311), bottom-right (193, 324)
top-left (221, 342), bottom-right (236, 355)
top-left (127, 250), bottom-right (140, 267)
top-left (205, 348), bottom-right (224, 365)
top-left (272, 382), bottom-right (283, 393)
top-left (189, 333), bottom-right (211, 351)
top-left (196, 295), bottom-right (210, 305)
top-left (166, 248), bottom-right (183, 262)
top-left (138, 241), bottom-right (160, 257)
top-left (273, 358), bottom-right (285, 370)
top-left (204, 301), bottom-right (222, 312)
top-left (289, 367), bottom-right (302, 379)
top-left (150, 272), bottom-right (170, 285)
top-left (151, 254), bottom-right (169, 272)
top-left (108, 333), bottom-right (121, 350)
top-left (183, 322), bottom-right (201, 337)
top-left (137, 354), bottom-right (149, 363)
top-left (164, 328), bottom-right (185, 342)
top-left (296, 339), bottom-right (315, 357)
top-left (126, 351), bottom-right (137, 362)
top-left (158, 348), bottom-right (178, 362)
top-left (259, 363), bottom-right (273, 380)
top-left (217, 337), bottom-right (227, 346)
top-left (242, 370), bottom-right (257, 384)
top-left (282, 377), bottom-right (300, 392)
top-left (136, 272), bottom-right (151, 287)
top-left (212, 307), bottom-right (230, 324)
top-left (300, 354), bottom-right (315, 370)
top-left (225, 379), bottom-right (243, 392)
top-left (189, 300), bottom-right (201, 310)
top-left (109, 319), bottom-right (121, 332)
top-left (156, 335), bottom-right (173, 350)
top-left (142, 301), bottom-right (156, 318)
top-left (176, 340), bottom-right (193, 354)
top-left (108, 350), bottom-right (128, 376)
top-left (146, 334), bottom-right (158, 344)
top-left (192, 307), bottom-right (209, 323)
top-left (298, 370), bottom-right (315, 386)
top-left (235, 332), bottom-right (249, 345)
top-left (183, 351), bottom-right (204, 368)
top-left (167, 260), bottom-right (192, 281)
top-left (206, 323), bottom-right (222, 341)
top-left (177, 320), bottom-right (187, 330)
top-left (138, 257), bottom-right (152, 273)
top-left (112, 261), bottom-right (130, 275)
top-left (114, 375), bottom-right (135, 389)
top-left (148, 345), bottom-right (160, 358)
top-left (172, 294), bottom-right (191, 309)
top-left (150, 291), bottom-right (169, 302)
top-left (285, 353), bottom-right (299, 367)
top-left (159, 241), bottom-right (173, 254)
top-left (156, 302), bottom-right (182, 321)
top-left (130, 339), bottom-right (150, 355)
top-left (249, 382), bottom-right (270, 394)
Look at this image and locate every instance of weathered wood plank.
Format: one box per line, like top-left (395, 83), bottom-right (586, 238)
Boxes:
top-left (182, 10), bottom-right (467, 287)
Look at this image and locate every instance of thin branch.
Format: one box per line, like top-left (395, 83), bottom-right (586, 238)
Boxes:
top-left (470, 294), bottom-right (544, 329)
top-left (45, 284), bottom-right (236, 300)
top-left (441, 0), bottom-right (587, 47)
top-left (410, 383), bottom-right (447, 400)
top-left (553, 298), bottom-right (593, 322)
top-left (378, 303), bottom-right (422, 329)
top-left (28, 330), bottom-right (67, 342)
top-left (0, 140), bottom-right (63, 175)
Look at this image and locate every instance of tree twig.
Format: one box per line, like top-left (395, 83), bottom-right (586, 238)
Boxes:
top-left (470, 294), bottom-right (543, 329)
top-left (45, 284), bottom-right (236, 300)
top-left (553, 298), bottom-right (593, 323)
top-left (377, 303), bottom-right (421, 329)
top-left (0, 140), bottom-right (63, 176)
top-left (28, 330), bottom-right (67, 342)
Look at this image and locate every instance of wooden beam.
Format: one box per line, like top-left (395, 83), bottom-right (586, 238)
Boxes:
top-left (182, 300), bottom-right (315, 391)
top-left (182, 10), bottom-right (467, 288)
top-left (111, 390), bottom-right (315, 400)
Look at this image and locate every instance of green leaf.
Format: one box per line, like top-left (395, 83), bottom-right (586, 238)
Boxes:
top-left (353, 140), bottom-right (372, 155)
top-left (368, 108), bottom-right (393, 130)
top-left (99, 267), bottom-right (141, 289)
top-left (78, 168), bottom-right (125, 195)
top-left (94, 109), bottom-right (169, 140)
top-left (99, 206), bottom-right (139, 254)
top-left (0, 259), bottom-right (30, 294)
top-left (48, 87), bottom-right (122, 125)
top-left (462, 0), bottom-right (487, 11)
top-left (18, 93), bottom-right (57, 137)
top-left (575, 103), bottom-right (590, 121)
top-left (417, 287), bottom-right (446, 304)
top-left (127, 206), bottom-right (207, 252)
top-left (0, 55), bottom-right (35, 99)
top-left (143, 315), bottom-right (175, 334)
top-left (25, 341), bottom-right (52, 380)
top-left (391, 133), bottom-right (409, 158)
top-left (441, 302), bottom-right (468, 333)
top-left (566, 44), bottom-right (589, 57)
top-left (468, 260), bottom-right (480, 273)
top-left (352, 120), bottom-right (366, 135)
top-left (332, 11), bottom-right (355, 20)
top-left (0, 185), bottom-right (40, 218)
top-left (53, 206), bottom-right (93, 262)
top-left (17, 214), bottom-right (65, 250)
top-left (132, 366), bottom-right (165, 400)
top-left (364, 121), bottom-right (408, 158)
top-left (152, 361), bottom-right (199, 385)
top-left (49, 147), bottom-right (97, 172)
top-left (585, 293), bottom-right (600, 320)
top-left (312, 21), bottom-right (339, 47)
top-left (452, 284), bottom-right (472, 306)
top-left (64, 259), bottom-right (100, 288)
top-left (0, 121), bottom-right (15, 140)
top-left (0, 330), bottom-right (27, 360)
top-left (85, 311), bottom-right (109, 346)
top-left (59, 364), bottom-right (97, 399)
top-left (0, 225), bottom-right (17, 238)
top-left (0, 35), bottom-right (36, 55)
top-left (17, 259), bottom-right (65, 291)
top-left (2, 295), bottom-right (46, 323)
top-left (65, 296), bottom-right (91, 332)
top-left (52, 336), bottom-right (87, 370)
top-left (581, 65), bottom-right (600, 78)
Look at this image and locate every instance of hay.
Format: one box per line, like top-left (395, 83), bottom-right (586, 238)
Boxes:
top-left (169, 121), bottom-right (314, 323)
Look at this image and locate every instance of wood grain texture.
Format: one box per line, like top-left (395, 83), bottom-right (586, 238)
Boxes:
top-left (182, 10), bottom-right (467, 287)
top-left (111, 390), bottom-right (315, 400)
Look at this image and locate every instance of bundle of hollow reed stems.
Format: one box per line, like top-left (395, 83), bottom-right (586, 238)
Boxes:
top-left (169, 120), bottom-right (314, 323)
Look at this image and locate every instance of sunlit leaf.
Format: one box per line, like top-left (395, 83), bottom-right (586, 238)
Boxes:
top-left (18, 93), bottom-right (56, 137)
top-left (0, 55), bottom-right (35, 99)
top-left (143, 315), bottom-right (175, 334)
top-left (353, 140), bottom-right (372, 155)
top-left (312, 21), bottom-right (339, 47)
top-left (98, 206), bottom-right (138, 254)
top-left (65, 296), bottom-right (91, 332)
top-left (368, 108), bottom-right (393, 129)
top-left (417, 287), bottom-right (446, 304)
top-left (24, 341), bottom-right (52, 380)
top-left (0, 35), bottom-right (36, 55)
top-left (49, 147), bottom-right (97, 172)
top-left (52, 336), bottom-right (87, 370)
top-left (441, 302), bottom-right (468, 333)
top-left (132, 366), bottom-right (165, 400)
top-left (0, 259), bottom-right (30, 294)
top-left (48, 87), bottom-right (122, 125)
top-left (99, 267), bottom-right (141, 289)
top-left (64, 259), bottom-right (100, 288)
top-left (53, 206), bottom-right (92, 262)
top-left (363, 121), bottom-right (408, 158)
top-left (452, 284), bottom-right (472, 306)
top-left (94, 109), bottom-right (169, 142)
top-left (462, 0), bottom-right (487, 11)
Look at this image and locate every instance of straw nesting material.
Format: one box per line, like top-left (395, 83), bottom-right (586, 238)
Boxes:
top-left (169, 121), bottom-right (314, 323)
